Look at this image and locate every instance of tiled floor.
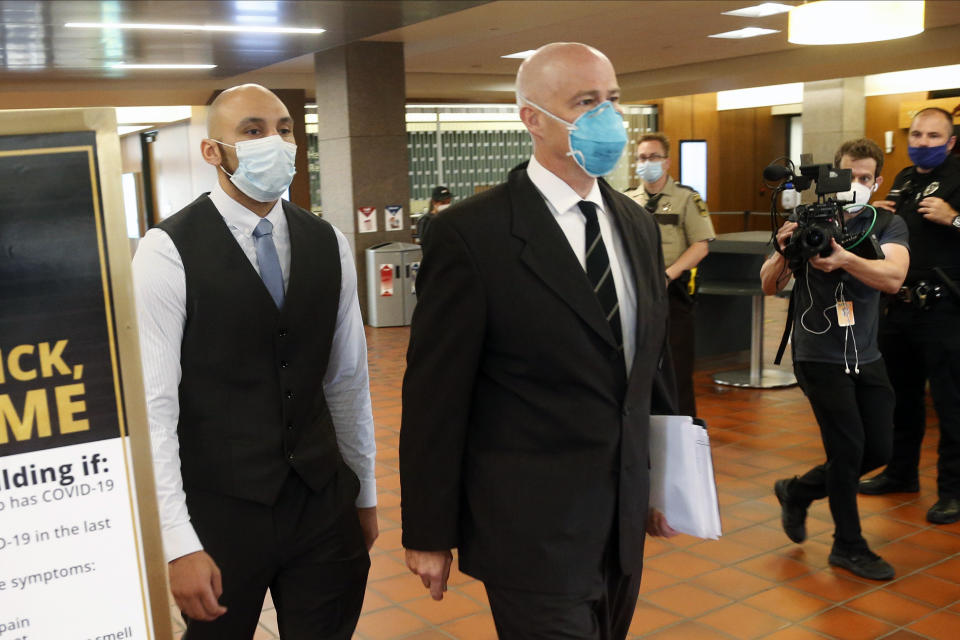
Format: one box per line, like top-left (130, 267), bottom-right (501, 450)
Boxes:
top-left (170, 298), bottom-right (960, 639)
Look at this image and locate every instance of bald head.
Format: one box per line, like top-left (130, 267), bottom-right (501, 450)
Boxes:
top-left (207, 83), bottom-right (290, 140)
top-left (516, 43), bottom-right (614, 107)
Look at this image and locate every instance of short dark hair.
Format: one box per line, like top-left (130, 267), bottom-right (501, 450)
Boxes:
top-left (637, 132), bottom-right (670, 157)
top-left (834, 138), bottom-right (884, 178)
top-left (912, 107), bottom-right (955, 137)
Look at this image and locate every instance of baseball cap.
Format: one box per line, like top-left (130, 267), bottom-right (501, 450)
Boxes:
top-left (431, 186), bottom-right (452, 201)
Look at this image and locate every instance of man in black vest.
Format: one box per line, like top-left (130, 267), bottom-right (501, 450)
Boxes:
top-left (132, 84), bottom-right (377, 638)
top-left (400, 43), bottom-right (677, 640)
top-left (860, 107), bottom-right (960, 525)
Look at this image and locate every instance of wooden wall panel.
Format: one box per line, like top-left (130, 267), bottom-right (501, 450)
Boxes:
top-left (635, 93), bottom-right (787, 232)
top-left (692, 92), bottom-right (720, 211)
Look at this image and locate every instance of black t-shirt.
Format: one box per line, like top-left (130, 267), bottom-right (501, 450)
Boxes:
top-left (889, 154), bottom-right (960, 283)
top-left (792, 209), bottom-right (909, 365)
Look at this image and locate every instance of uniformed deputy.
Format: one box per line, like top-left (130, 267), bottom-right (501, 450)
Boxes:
top-left (859, 107), bottom-right (960, 525)
top-left (625, 132), bottom-right (715, 417)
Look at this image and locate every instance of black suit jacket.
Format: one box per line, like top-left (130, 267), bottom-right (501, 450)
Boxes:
top-left (400, 163), bottom-right (676, 594)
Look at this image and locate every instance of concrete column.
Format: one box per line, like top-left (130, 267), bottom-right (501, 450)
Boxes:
top-left (801, 78), bottom-right (865, 166)
top-left (314, 42), bottom-right (411, 320)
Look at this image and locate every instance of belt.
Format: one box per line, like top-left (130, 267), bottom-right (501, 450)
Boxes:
top-left (895, 280), bottom-right (952, 309)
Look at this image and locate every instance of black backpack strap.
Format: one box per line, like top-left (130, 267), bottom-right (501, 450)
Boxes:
top-left (774, 287), bottom-right (796, 366)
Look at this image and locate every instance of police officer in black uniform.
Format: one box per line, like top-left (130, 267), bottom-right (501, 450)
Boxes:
top-left (860, 107), bottom-right (960, 525)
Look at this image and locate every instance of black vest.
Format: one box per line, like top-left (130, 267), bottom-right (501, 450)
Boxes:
top-left (158, 195), bottom-right (342, 505)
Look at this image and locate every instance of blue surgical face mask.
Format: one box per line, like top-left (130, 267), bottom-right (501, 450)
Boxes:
top-left (908, 143), bottom-right (949, 170)
top-left (214, 135), bottom-right (297, 202)
top-left (521, 96), bottom-right (627, 177)
top-left (636, 160), bottom-right (664, 183)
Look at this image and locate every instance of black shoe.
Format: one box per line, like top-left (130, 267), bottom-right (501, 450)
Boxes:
top-left (774, 478), bottom-right (807, 543)
top-left (858, 473), bottom-right (919, 495)
top-left (927, 497), bottom-right (960, 524)
top-left (828, 548), bottom-right (895, 581)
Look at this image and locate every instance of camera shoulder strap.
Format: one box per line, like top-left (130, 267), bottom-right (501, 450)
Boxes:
top-left (774, 288), bottom-right (796, 366)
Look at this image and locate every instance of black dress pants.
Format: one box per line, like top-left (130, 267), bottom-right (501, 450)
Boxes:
top-left (790, 359), bottom-right (894, 551)
top-left (484, 537), bottom-right (642, 640)
top-left (182, 470), bottom-right (370, 639)
top-left (879, 303), bottom-right (960, 499)
top-left (668, 277), bottom-right (697, 417)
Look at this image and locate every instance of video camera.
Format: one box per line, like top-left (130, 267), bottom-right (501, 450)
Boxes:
top-left (763, 162), bottom-right (851, 264)
top-left (762, 160), bottom-right (882, 270)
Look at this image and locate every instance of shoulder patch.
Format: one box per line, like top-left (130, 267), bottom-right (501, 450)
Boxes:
top-left (691, 192), bottom-right (709, 216)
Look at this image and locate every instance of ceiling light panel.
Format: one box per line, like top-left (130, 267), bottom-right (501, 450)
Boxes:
top-left (723, 3), bottom-right (794, 18)
top-left (65, 22), bottom-right (325, 35)
top-left (789, 1), bottom-right (924, 45)
top-left (110, 63), bottom-right (216, 70)
top-left (501, 50), bottom-right (537, 59)
top-left (709, 27), bottom-right (780, 39)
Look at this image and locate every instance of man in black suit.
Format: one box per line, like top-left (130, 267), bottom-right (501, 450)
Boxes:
top-left (400, 43), bottom-right (677, 639)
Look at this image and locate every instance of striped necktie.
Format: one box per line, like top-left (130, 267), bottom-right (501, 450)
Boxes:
top-left (578, 201), bottom-right (623, 352)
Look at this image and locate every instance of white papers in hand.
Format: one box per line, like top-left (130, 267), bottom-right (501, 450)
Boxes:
top-left (649, 415), bottom-right (722, 540)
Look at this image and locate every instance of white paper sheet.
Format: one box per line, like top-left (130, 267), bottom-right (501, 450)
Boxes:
top-left (649, 415), bottom-right (723, 540)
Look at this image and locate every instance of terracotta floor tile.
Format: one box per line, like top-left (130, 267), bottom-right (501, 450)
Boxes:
top-left (639, 620), bottom-right (738, 639)
top-left (403, 591), bottom-right (484, 625)
top-left (401, 631), bottom-right (455, 640)
top-left (736, 554), bottom-right (814, 583)
top-left (643, 583), bottom-right (733, 618)
top-left (875, 540), bottom-right (948, 575)
top-left (453, 579), bottom-right (489, 607)
top-left (786, 570), bottom-right (874, 602)
top-left (644, 550), bottom-right (724, 579)
top-left (638, 567), bottom-right (679, 594)
top-left (907, 609), bottom-right (960, 640)
top-left (879, 631), bottom-right (930, 640)
top-left (760, 628), bottom-right (830, 639)
top-left (888, 572), bottom-right (960, 607)
top-left (697, 602), bottom-right (790, 639)
top-left (858, 514), bottom-right (923, 543)
top-left (845, 589), bottom-right (937, 626)
top-left (376, 489), bottom-right (402, 509)
top-left (692, 567), bottom-right (776, 600)
top-left (923, 556), bottom-right (960, 584)
top-left (743, 586), bottom-right (832, 622)
top-left (356, 607), bottom-right (429, 640)
top-left (368, 552), bottom-right (411, 581)
top-left (361, 588), bottom-right (394, 615)
top-left (725, 524), bottom-right (796, 553)
top-left (371, 573), bottom-right (431, 603)
top-left (689, 537), bottom-right (770, 565)
top-left (439, 612), bottom-right (498, 640)
top-left (723, 500), bottom-right (783, 524)
top-left (886, 503), bottom-right (936, 527)
top-left (627, 600), bottom-right (683, 636)
top-left (378, 472), bottom-right (401, 490)
top-left (800, 607), bottom-right (894, 640)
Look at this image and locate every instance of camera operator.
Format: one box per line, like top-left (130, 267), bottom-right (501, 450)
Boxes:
top-left (761, 138), bottom-right (909, 580)
top-left (859, 107), bottom-right (960, 525)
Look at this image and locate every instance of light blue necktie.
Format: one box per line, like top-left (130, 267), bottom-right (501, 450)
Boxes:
top-left (252, 218), bottom-right (285, 309)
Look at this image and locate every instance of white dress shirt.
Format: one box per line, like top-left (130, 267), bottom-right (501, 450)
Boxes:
top-left (132, 181), bottom-right (377, 562)
top-left (526, 156), bottom-right (638, 375)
